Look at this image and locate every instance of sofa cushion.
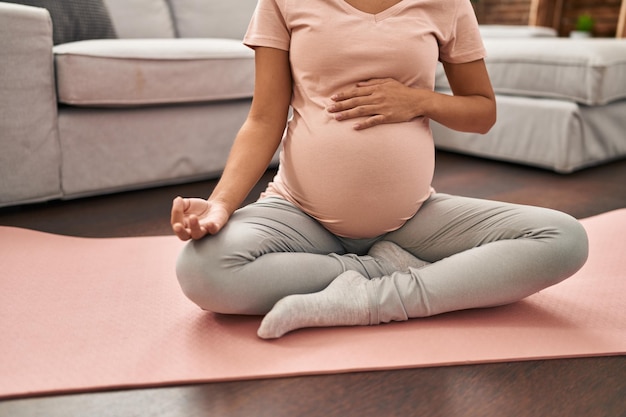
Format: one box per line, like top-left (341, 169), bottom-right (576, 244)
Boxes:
top-left (478, 25), bottom-right (557, 38)
top-left (57, 101), bottom-right (254, 197)
top-left (167, 0), bottom-right (258, 40)
top-left (436, 38), bottom-right (626, 105)
top-left (4, 0), bottom-right (116, 45)
top-left (103, 0), bottom-right (175, 39)
top-left (484, 38), bottom-right (626, 105)
top-left (54, 38), bottom-right (255, 107)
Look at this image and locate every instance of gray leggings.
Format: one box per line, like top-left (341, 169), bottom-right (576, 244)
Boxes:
top-left (176, 194), bottom-right (588, 322)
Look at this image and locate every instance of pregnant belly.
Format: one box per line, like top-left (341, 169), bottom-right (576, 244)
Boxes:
top-left (274, 115), bottom-right (435, 238)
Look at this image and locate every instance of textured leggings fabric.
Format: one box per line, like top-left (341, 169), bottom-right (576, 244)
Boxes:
top-left (176, 194), bottom-right (589, 321)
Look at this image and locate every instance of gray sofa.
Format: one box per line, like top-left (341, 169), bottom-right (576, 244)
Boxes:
top-left (433, 27), bottom-right (626, 173)
top-left (0, 0), bottom-right (259, 207)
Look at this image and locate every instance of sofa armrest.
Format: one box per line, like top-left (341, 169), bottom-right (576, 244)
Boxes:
top-left (0, 2), bottom-right (62, 206)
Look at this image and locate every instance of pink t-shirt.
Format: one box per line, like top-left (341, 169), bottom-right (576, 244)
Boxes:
top-left (244, 0), bottom-right (486, 238)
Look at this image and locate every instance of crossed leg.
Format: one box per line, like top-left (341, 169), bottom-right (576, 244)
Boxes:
top-left (257, 194), bottom-right (589, 338)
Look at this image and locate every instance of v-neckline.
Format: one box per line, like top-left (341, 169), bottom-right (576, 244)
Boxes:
top-left (340, 0), bottom-right (405, 20)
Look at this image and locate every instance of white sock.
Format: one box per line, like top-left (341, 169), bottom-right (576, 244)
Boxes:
top-left (368, 240), bottom-right (429, 272)
top-left (257, 270), bottom-right (371, 339)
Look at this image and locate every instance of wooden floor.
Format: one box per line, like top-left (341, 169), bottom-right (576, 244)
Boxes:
top-left (1, 151), bottom-right (625, 416)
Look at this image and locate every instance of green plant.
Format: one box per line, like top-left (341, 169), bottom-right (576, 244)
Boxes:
top-left (575, 13), bottom-right (594, 32)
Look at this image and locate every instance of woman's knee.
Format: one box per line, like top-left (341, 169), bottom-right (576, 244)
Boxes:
top-left (176, 234), bottom-right (278, 315)
top-left (536, 209), bottom-right (589, 284)
top-left (176, 241), bottom-right (215, 310)
top-left (553, 211), bottom-right (589, 275)
top-left (175, 239), bottom-right (240, 314)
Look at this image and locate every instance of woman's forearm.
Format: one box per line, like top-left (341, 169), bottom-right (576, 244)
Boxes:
top-left (208, 118), bottom-right (284, 216)
top-left (208, 47), bottom-right (292, 216)
top-left (425, 59), bottom-right (496, 134)
top-left (423, 90), bottom-right (496, 134)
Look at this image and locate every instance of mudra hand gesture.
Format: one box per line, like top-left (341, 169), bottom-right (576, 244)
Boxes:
top-left (171, 196), bottom-right (230, 241)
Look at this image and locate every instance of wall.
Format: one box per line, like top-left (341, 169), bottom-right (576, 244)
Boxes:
top-left (473, 0), bottom-right (532, 25)
top-left (472, 0), bottom-right (624, 37)
top-left (560, 0), bottom-right (623, 37)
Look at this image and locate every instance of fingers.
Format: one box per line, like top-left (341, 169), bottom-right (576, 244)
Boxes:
top-left (205, 221), bottom-right (222, 235)
top-left (327, 84), bottom-right (380, 122)
top-left (188, 215), bottom-right (209, 240)
top-left (170, 196), bottom-right (185, 226)
top-left (328, 78), bottom-right (419, 129)
top-left (171, 197), bottom-right (207, 241)
top-left (328, 103), bottom-right (375, 121)
top-left (330, 85), bottom-right (373, 103)
top-left (330, 78), bottom-right (391, 102)
top-left (201, 208), bottom-right (228, 235)
top-left (327, 92), bottom-right (376, 120)
top-left (328, 96), bottom-right (383, 129)
top-left (172, 223), bottom-right (191, 241)
top-left (171, 197), bottom-right (190, 240)
top-left (353, 114), bottom-right (386, 130)
top-left (172, 215), bottom-right (209, 241)
top-left (171, 196), bottom-right (225, 241)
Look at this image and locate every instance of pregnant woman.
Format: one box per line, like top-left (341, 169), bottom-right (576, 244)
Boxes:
top-left (171, 0), bottom-right (588, 339)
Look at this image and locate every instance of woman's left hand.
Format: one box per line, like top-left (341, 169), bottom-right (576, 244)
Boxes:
top-left (327, 78), bottom-right (426, 130)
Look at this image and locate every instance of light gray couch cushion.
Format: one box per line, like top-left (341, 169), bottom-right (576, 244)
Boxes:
top-left (103, 0), bottom-right (175, 38)
top-left (483, 38), bottom-right (626, 105)
top-left (437, 38), bottom-right (626, 106)
top-left (54, 38), bottom-right (255, 107)
top-left (478, 25), bottom-right (557, 38)
top-left (58, 101), bottom-right (252, 197)
top-left (167, 0), bottom-right (258, 39)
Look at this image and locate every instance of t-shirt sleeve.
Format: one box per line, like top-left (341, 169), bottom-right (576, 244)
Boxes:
top-left (243, 0), bottom-right (290, 51)
top-left (438, 0), bottom-right (486, 63)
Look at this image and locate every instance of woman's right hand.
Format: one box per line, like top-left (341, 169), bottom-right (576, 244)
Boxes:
top-left (170, 196), bottom-right (230, 241)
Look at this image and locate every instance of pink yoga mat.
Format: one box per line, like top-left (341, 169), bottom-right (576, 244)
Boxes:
top-left (1, 210), bottom-right (625, 399)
